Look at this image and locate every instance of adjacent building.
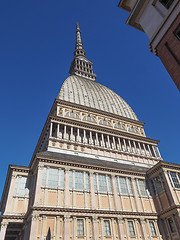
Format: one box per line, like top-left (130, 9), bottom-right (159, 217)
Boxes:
top-left (118, 0), bottom-right (180, 91)
top-left (0, 23), bottom-right (180, 240)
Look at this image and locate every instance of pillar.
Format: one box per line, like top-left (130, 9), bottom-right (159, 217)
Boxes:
top-left (92, 216), bottom-right (98, 240)
top-left (100, 218), bottom-right (104, 240)
top-left (64, 168), bottom-right (70, 207)
top-left (117, 217), bottom-right (124, 240)
top-left (29, 214), bottom-right (39, 240)
top-left (56, 216), bottom-right (60, 240)
top-left (63, 215), bottom-right (70, 239)
top-left (90, 172), bottom-right (96, 209)
top-left (140, 219), bottom-right (148, 240)
top-left (34, 165), bottom-right (44, 205)
top-left (131, 177), bottom-right (141, 212)
top-left (0, 222), bottom-right (8, 240)
top-left (41, 215), bottom-right (46, 240)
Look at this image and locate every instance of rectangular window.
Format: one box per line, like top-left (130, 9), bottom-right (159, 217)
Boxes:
top-left (159, 0), bottom-right (174, 9)
top-left (93, 174), bottom-right (97, 192)
top-left (19, 177), bottom-right (27, 196)
top-left (170, 172), bottom-right (180, 188)
top-left (119, 177), bottom-right (128, 195)
top-left (60, 169), bottom-right (64, 188)
top-left (107, 175), bottom-right (112, 192)
top-left (137, 179), bottom-right (148, 197)
top-left (14, 177), bottom-right (19, 195)
top-left (149, 221), bottom-right (157, 236)
top-left (115, 177), bottom-right (120, 193)
top-left (153, 176), bottom-right (164, 194)
top-left (69, 170), bottom-right (73, 190)
top-left (104, 220), bottom-right (111, 236)
top-left (168, 218), bottom-right (176, 233)
top-left (98, 174), bottom-right (107, 192)
top-left (48, 168), bottom-right (58, 188)
top-left (42, 167), bottom-right (47, 187)
top-left (75, 171), bottom-right (84, 190)
top-left (127, 178), bottom-right (133, 194)
top-left (153, 146), bottom-right (160, 157)
top-left (85, 172), bottom-right (89, 191)
top-left (128, 221), bottom-right (135, 236)
top-left (77, 219), bottom-right (84, 236)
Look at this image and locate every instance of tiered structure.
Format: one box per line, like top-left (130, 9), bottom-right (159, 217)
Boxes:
top-left (118, 0), bottom-right (180, 91)
top-left (0, 23), bottom-right (180, 240)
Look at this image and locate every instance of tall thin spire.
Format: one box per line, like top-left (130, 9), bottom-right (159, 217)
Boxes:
top-left (69, 23), bottom-right (96, 81)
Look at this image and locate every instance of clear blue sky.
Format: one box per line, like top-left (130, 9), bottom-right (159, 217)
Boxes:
top-left (0, 0), bottom-right (179, 199)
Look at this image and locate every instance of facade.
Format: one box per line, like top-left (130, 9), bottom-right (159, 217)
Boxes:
top-left (0, 23), bottom-right (180, 240)
top-left (118, 0), bottom-right (180, 91)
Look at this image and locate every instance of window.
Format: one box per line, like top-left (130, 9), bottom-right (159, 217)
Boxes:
top-left (159, 0), bottom-right (174, 9)
top-left (128, 221), bottom-right (135, 237)
top-left (98, 174), bottom-right (107, 192)
top-left (48, 168), bottom-right (58, 188)
top-left (104, 220), bottom-right (111, 236)
top-left (14, 176), bottom-right (28, 197)
top-left (77, 219), bottom-right (84, 236)
top-left (99, 119), bottom-right (111, 126)
top-left (42, 167), bottom-right (64, 189)
top-left (168, 218), bottom-right (176, 233)
top-left (65, 111), bottom-right (79, 119)
top-left (83, 115), bottom-right (96, 123)
top-left (169, 172), bottom-right (180, 188)
top-left (107, 175), bottom-right (112, 193)
top-left (69, 170), bottom-right (73, 189)
top-left (137, 179), bottom-right (148, 197)
top-left (85, 172), bottom-right (89, 191)
top-left (114, 123), bottom-right (125, 130)
top-left (116, 177), bottom-right (133, 195)
top-left (153, 146), bottom-right (160, 157)
top-left (128, 127), bottom-right (139, 134)
top-left (153, 176), bottom-right (164, 194)
top-left (149, 221), bottom-right (157, 236)
top-left (93, 174), bottom-right (97, 192)
top-left (75, 171), bottom-right (84, 190)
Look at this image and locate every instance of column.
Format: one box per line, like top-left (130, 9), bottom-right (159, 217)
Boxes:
top-left (123, 139), bottom-right (127, 151)
top-left (70, 126), bottom-right (74, 141)
top-left (63, 215), bottom-right (70, 239)
top-left (41, 215), bottom-right (46, 240)
top-left (83, 129), bottom-right (87, 144)
top-left (117, 217), bottom-right (124, 240)
top-left (57, 124), bottom-right (60, 138)
top-left (131, 177), bottom-right (141, 212)
top-left (126, 177), bottom-right (134, 211)
top-left (124, 218), bottom-right (130, 240)
top-left (101, 133), bottom-right (105, 147)
top-left (134, 219), bottom-right (140, 239)
top-left (84, 172), bottom-right (87, 208)
top-left (111, 175), bottom-right (119, 210)
top-left (64, 168), bottom-right (70, 207)
top-left (138, 142), bottom-right (143, 155)
top-left (146, 219), bottom-right (152, 240)
top-left (73, 217), bottom-right (76, 240)
top-left (77, 128), bottom-right (80, 142)
top-left (128, 140), bottom-right (132, 153)
top-left (90, 131), bottom-right (93, 145)
top-left (118, 138), bottom-right (122, 151)
top-left (133, 141), bottom-right (138, 154)
top-left (100, 218), bottom-right (104, 240)
top-left (140, 219), bottom-right (148, 240)
top-left (147, 144), bottom-right (152, 157)
top-left (0, 222), bottom-right (8, 240)
top-left (96, 133), bottom-right (99, 146)
top-left (29, 214), bottom-right (39, 240)
top-left (113, 136), bottom-right (116, 150)
top-left (63, 125), bottom-right (67, 139)
top-left (85, 217), bottom-right (89, 240)
top-left (143, 143), bottom-right (148, 156)
top-left (90, 172), bottom-right (96, 209)
top-left (92, 216), bottom-right (99, 240)
top-left (49, 122), bottom-right (53, 137)
top-left (44, 166), bottom-right (49, 205)
top-left (107, 135), bottom-right (111, 148)
top-left (34, 165), bottom-right (44, 205)
top-left (111, 218), bottom-right (116, 240)
top-left (56, 216), bottom-right (60, 240)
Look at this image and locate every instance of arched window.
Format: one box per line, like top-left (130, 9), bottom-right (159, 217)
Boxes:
top-left (83, 115), bottom-right (96, 123)
top-left (128, 127), bottom-right (139, 134)
top-left (66, 111), bottom-right (79, 119)
top-left (99, 119), bottom-right (111, 127)
top-left (114, 123), bottom-right (125, 130)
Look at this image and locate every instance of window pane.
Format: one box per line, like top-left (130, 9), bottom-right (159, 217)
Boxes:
top-left (77, 219), bottom-right (84, 236)
top-left (48, 168), bottom-right (58, 188)
top-left (14, 177), bottom-right (19, 195)
top-left (98, 174), bottom-right (107, 192)
top-left (69, 170), bottom-right (73, 190)
top-left (137, 179), bottom-right (147, 197)
top-left (119, 177), bottom-right (128, 195)
top-left (168, 218), bottom-right (176, 233)
top-left (107, 175), bottom-right (112, 192)
top-left (19, 177), bottom-right (27, 196)
top-left (104, 220), bottom-right (111, 236)
top-left (93, 174), bottom-right (97, 192)
top-left (128, 221), bottom-right (135, 236)
top-left (170, 172), bottom-right (180, 188)
top-left (127, 178), bottom-right (133, 194)
top-left (85, 172), bottom-right (89, 191)
top-left (149, 221), bottom-right (157, 236)
top-left (153, 176), bottom-right (164, 194)
top-left (75, 171), bottom-right (84, 190)
top-left (60, 169), bottom-right (64, 188)
top-left (115, 177), bottom-right (119, 193)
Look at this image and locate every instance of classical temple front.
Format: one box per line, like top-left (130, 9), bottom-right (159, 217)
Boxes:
top-left (0, 23), bottom-right (180, 240)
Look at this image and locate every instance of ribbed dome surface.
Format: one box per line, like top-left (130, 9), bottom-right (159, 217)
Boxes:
top-left (58, 75), bottom-right (138, 120)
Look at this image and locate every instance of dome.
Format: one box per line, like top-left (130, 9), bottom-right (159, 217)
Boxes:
top-left (58, 75), bottom-right (138, 121)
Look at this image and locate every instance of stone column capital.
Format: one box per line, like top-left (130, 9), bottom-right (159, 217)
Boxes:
top-left (64, 215), bottom-right (70, 222)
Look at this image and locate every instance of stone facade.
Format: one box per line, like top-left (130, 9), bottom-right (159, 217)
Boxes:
top-left (0, 23), bottom-right (180, 240)
top-left (118, 0), bottom-right (180, 91)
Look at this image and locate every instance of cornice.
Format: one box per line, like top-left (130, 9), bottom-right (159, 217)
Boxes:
top-left (35, 154), bottom-right (147, 177)
top-left (158, 205), bottom-right (180, 218)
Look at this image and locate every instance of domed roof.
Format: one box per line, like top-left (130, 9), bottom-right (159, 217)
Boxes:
top-left (58, 75), bottom-right (138, 121)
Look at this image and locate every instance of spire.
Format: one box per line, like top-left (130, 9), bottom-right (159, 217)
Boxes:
top-left (69, 23), bottom-right (96, 81)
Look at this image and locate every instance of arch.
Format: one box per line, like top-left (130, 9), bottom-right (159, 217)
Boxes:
top-left (128, 127), bottom-right (139, 134)
top-left (83, 115), bottom-right (96, 123)
top-left (65, 111), bottom-right (80, 119)
top-left (99, 119), bottom-right (111, 127)
top-left (114, 123), bottom-right (125, 130)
